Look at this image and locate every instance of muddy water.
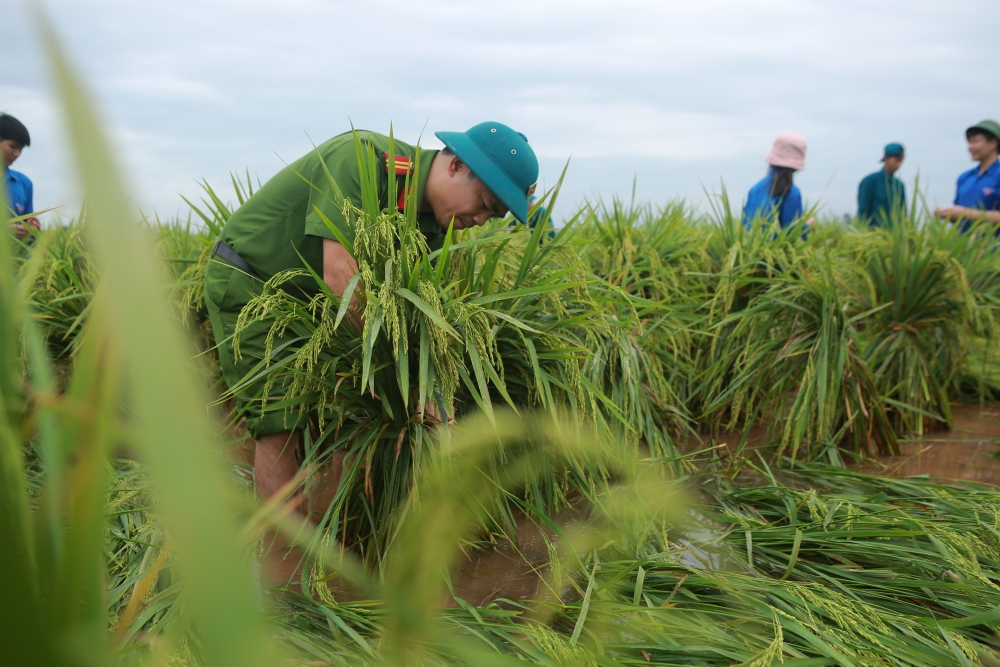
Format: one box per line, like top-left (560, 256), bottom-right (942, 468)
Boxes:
top-left (855, 403), bottom-right (1000, 485)
top-left (257, 502), bottom-right (734, 606)
top-left (447, 510), bottom-right (739, 607)
top-left (449, 518), bottom-right (556, 606)
top-left (679, 403), bottom-right (1000, 485)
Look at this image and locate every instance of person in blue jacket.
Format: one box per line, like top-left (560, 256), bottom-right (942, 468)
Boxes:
top-left (2, 113), bottom-right (40, 240)
top-left (934, 119), bottom-right (1000, 234)
top-left (743, 132), bottom-right (812, 235)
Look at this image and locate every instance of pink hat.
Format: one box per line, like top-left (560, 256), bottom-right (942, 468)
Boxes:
top-left (764, 132), bottom-right (807, 171)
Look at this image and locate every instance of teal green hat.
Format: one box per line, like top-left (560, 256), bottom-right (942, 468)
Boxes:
top-left (967, 119), bottom-right (1000, 143)
top-left (435, 122), bottom-right (539, 224)
top-left (882, 143), bottom-right (904, 159)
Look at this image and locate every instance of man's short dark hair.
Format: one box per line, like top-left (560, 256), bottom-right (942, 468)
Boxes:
top-left (967, 128), bottom-right (999, 146)
top-left (438, 146), bottom-right (482, 183)
top-left (0, 114), bottom-right (30, 147)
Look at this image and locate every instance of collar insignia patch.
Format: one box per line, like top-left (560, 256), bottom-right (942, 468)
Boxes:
top-left (384, 152), bottom-right (413, 176)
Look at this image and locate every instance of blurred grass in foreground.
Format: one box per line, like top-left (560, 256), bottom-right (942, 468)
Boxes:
top-left (0, 7), bottom-right (275, 667)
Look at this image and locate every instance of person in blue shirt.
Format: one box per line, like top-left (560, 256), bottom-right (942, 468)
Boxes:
top-left (934, 119), bottom-right (1000, 234)
top-left (742, 132), bottom-right (812, 235)
top-left (858, 143), bottom-right (906, 227)
top-left (2, 113), bottom-right (39, 240)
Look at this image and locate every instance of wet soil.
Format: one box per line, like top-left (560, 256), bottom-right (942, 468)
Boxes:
top-left (449, 518), bottom-right (557, 607)
top-left (680, 403), bottom-right (1000, 486)
top-left (446, 509), bottom-right (741, 607)
top-left (855, 403), bottom-right (1000, 485)
top-left (256, 513), bottom-right (560, 606)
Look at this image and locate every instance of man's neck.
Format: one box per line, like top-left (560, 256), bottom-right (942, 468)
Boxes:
top-left (979, 153), bottom-right (999, 176)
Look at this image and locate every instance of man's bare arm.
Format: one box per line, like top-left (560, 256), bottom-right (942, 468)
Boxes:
top-left (322, 238), bottom-right (362, 319)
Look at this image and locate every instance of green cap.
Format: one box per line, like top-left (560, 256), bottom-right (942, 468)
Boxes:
top-left (882, 143), bottom-right (904, 159)
top-left (966, 119), bottom-right (1000, 142)
top-left (435, 122), bottom-right (539, 224)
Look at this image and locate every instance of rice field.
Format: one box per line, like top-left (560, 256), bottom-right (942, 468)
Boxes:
top-left (5, 19), bottom-right (1000, 667)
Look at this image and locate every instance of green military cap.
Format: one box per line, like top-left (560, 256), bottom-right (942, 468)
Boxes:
top-left (966, 119), bottom-right (1000, 142)
top-left (882, 143), bottom-right (904, 159)
top-left (435, 122), bottom-right (539, 224)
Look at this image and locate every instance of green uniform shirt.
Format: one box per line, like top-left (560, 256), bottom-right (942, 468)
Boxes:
top-left (857, 168), bottom-right (906, 227)
top-left (219, 130), bottom-right (443, 298)
top-left (206, 131), bottom-right (442, 439)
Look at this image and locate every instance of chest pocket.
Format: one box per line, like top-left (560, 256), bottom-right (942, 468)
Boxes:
top-left (983, 186), bottom-right (1000, 210)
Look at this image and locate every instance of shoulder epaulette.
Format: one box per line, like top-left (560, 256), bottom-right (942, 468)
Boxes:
top-left (384, 152), bottom-right (413, 176)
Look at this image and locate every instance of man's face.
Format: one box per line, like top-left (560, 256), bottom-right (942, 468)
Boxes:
top-left (883, 155), bottom-right (903, 174)
top-left (0, 139), bottom-right (23, 167)
top-left (431, 156), bottom-right (508, 231)
top-left (968, 133), bottom-right (1000, 162)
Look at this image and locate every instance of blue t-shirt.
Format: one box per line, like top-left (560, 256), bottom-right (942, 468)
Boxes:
top-left (954, 159), bottom-right (1000, 234)
top-left (4, 167), bottom-right (34, 218)
top-left (742, 169), bottom-right (803, 232)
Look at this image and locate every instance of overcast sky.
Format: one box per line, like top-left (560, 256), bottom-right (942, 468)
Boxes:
top-left (4, 0), bottom-right (999, 223)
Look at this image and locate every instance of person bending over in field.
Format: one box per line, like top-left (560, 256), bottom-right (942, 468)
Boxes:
top-left (2, 113), bottom-right (41, 240)
top-left (742, 132), bottom-right (814, 237)
top-left (934, 119), bottom-right (1000, 236)
top-left (205, 122), bottom-right (538, 520)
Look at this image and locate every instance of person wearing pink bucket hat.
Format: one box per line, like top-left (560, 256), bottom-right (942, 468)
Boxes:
top-left (764, 132), bottom-right (807, 170)
top-left (742, 132), bottom-right (811, 235)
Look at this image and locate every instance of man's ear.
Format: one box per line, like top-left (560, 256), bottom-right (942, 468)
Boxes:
top-left (446, 155), bottom-right (468, 178)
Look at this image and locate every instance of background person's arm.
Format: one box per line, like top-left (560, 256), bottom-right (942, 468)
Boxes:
top-left (8, 178), bottom-right (39, 239)
top-left (786, 187), bottom-right (803, 227)
top-left (858, 176), bottom-right (873, 220)
top-left (935, 178), bottom-right (966, 222)
top-left (24, 180), bottom-right (39, 233)
top-left (934, 206), bottom-right (1000, 225)
top-left (8, 217), bottom-right (40, 239)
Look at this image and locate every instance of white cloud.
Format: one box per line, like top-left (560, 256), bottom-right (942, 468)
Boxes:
top-left (507, 98), bottom-right (830, 160)
top-left (3, 0), bottom-right (998, 218)
top-left (107, 71), bottom-right (227, 103)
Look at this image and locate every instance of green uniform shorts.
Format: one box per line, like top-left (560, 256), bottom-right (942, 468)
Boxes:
top-left (204, 259), bottom-right (306, 439)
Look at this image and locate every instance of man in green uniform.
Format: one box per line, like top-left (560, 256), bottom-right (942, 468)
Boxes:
top-left (205, 122), bottom-right (538, 509)
top-left (857, 143), bottom-right (906, 227)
